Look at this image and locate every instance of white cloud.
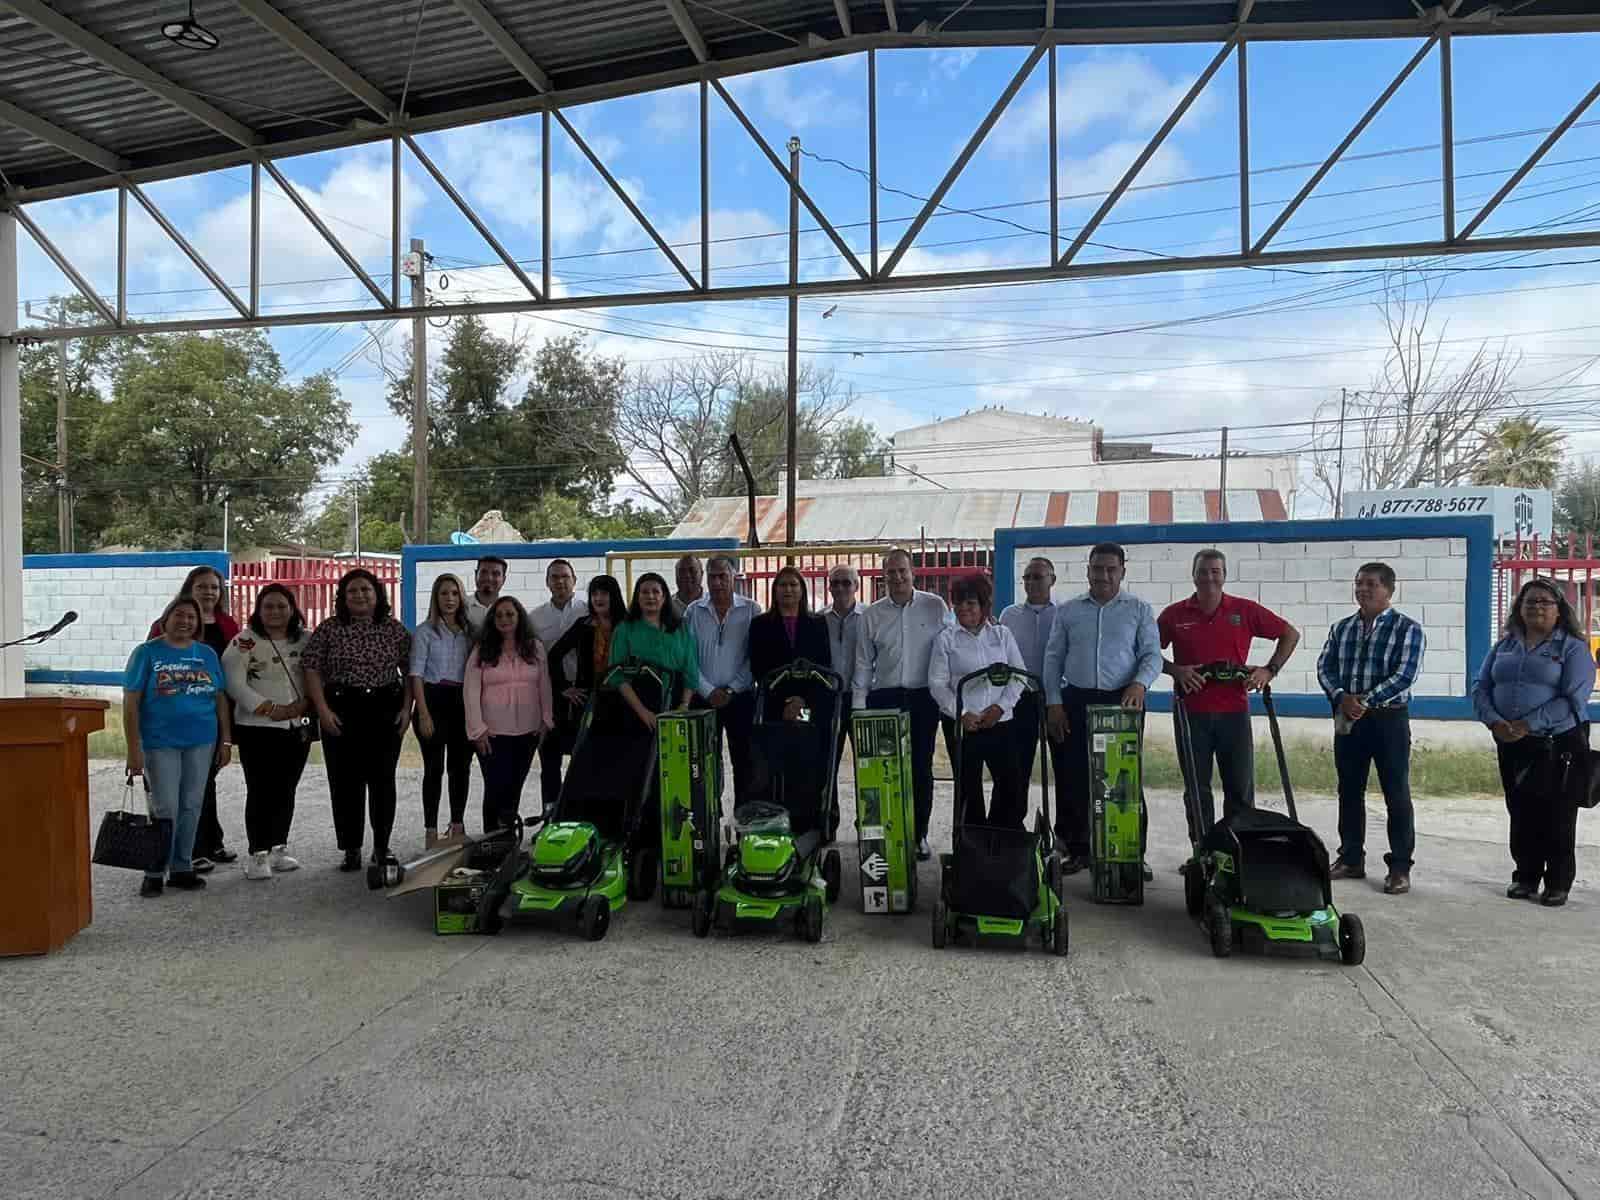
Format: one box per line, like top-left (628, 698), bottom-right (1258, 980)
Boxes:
top-left (725, 68), bottom-right (859, 131)
top-left (991, 52), bottom-right (1221, 158)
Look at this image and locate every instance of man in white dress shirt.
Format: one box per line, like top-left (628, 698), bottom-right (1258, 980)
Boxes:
top-left (999, 556), bottom-right (1063, 806)
top-left (464, 555), bottom-right (508, 630)
top-left (529, 559), bottom-right (587, 816)
top-left (853, 549), bottom-right (952, 860)
top-left (685, 555), bottom-right (762, 804)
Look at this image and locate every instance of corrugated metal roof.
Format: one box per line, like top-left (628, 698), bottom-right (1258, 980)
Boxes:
top-left (4, 1), bottom-right (1593, 199)
top-left (672, 487), bottom-right (1289, 542)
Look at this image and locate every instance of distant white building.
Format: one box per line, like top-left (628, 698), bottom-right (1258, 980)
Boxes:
top-left (886, 408), bottom-right (1298, 498)
top-left (671, 409), bottom-right (1297, 544)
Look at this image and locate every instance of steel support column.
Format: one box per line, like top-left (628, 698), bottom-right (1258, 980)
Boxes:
top-left (869, 48), bottom-right (879, 275)
top-left (1048, 45), bottom-right (1058, 260)
top-left (1237, 39), bottom-right (1250, 254)
top-left (700, 79), bottom-right (711, 289)
top-left (1440, 32), bottom-right (1455, 240)
top-left (541, 111), bottom-right (552, 298)
top-left (117, 185), bottom-right (128, 323)
top-left (0, 208), bottom-right (23, 694)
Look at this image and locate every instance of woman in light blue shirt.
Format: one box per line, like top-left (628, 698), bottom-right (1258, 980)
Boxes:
top-left (1472, 577), bottom-right (1595, 907)
top-left (409, 573), bottom-right (475, 846)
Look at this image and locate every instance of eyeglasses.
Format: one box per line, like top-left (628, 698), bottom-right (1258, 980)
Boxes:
top-left (1522, 598), bottom-right (1558, 608)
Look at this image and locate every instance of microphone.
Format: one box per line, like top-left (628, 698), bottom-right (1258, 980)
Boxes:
top-left (0, 611), bottom-right (79, 650)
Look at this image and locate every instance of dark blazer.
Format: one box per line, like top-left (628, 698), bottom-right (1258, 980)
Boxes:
top-left (750, 610), bottom-right (832, 687)
top-left (549, 615), bottom-right (611, 730)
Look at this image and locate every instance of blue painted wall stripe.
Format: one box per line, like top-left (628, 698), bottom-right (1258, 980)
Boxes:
top-left (26, 669), bottom-right (126, 686)
top-left (23, 551), bottom-right (231, 573)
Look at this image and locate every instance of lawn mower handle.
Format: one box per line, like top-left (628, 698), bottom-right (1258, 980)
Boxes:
top-left (1259, 686), bottom-right (1299, 825)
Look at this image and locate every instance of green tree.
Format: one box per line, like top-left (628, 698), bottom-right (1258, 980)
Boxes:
top-left (302, 451), bottom-right (444, 552)
top-left (1555, 463), bottom-right (1600, 534)
top-left (91, 329), bottom-right (354, 549)
top-left (1472, 415), bottom-right (1565, 488)
top-left (514, 493), bottom-right (662, 541)
top-left (385, 319), bottom-right (627, 525)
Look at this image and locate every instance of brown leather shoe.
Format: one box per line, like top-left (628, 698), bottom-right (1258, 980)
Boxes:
top-left (1329, 861), bottom-right (1366, 881)
top-left (1383, 871), bottom-right (1411, 895)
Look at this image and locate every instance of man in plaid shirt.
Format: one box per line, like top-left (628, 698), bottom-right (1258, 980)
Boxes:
top-left (1317, 562), bottom-right (1426, 895)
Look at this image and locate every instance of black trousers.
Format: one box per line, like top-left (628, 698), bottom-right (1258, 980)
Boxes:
top-left (322, 685), bottom-right (404, 857)
top-left (1334, 707), bottom-right (1415, 871)
top-left (235, 725), bottom-right (311, 854)
top-left (1176, 709), bottom-right (1256, 836)
top-left (830, 701), bottom-right (853, 837)
top-left (193, 761), bottom-right (224, 857)
top-left (479, 732), bottom-right (538, 834)
top-left (945, 717), bottom-right (1026, 830)
top-left (866, 686), bottom-right (941, 841)
top-left (416, 683), bottom-right (471, 828)
top-left (1053, 686), bottom-right (1147, 858)
top-left (693, 690), bottom-right (757, 806)
top-left (1496, 728), bottom-right (1584, 893)
top-left (1012, 693), bottom-right (1061, 824)
top-left (537, 728), bottom-right (571, 815)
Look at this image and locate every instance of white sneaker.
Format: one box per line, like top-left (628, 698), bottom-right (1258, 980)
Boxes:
top-left (269, 846), bottom-right (300, 873)
top-left (245, 851), bottom-right (272, 881)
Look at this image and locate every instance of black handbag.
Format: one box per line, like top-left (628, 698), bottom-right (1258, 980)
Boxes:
top-left (92, 774), bottom-right (168, 872)
top-left (1560, 695), bottom-right (1599, 810)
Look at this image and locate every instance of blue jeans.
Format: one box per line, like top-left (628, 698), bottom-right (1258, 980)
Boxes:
top-left (143, 742), bottom-right (215, 879)
top-left (1333, 709), bottom-right (1415, 871)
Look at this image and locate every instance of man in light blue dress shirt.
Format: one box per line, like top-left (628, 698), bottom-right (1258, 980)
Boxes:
top-left (685, 555), bottom-right (762, 804)
top-left (999, 556), bottom-right (1062, 803)
top-left (1041, 543), bottom-right (1162, 873)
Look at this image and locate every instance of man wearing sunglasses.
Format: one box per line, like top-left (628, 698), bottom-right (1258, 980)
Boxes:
top-left (685, 555), bottom-right (762, 804)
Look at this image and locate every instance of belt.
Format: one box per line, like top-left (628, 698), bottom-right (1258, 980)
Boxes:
top-left (329, 682), bottom-right (403, 697)
top-left (424, 679), bottom-right (463, 689)
top-left (1362, 704), bottom-right (1409, 717)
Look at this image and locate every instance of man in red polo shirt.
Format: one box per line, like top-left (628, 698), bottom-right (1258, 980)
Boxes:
top-left (1159, 549), bottom-right (1301, 834)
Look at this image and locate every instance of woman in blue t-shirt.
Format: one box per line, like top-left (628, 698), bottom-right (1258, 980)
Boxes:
top-left (124, 596), bottom-right (235, 898)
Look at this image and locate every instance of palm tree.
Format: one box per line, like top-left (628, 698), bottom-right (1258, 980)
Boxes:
top-left (1472, 416), bottom-right (1565, 488)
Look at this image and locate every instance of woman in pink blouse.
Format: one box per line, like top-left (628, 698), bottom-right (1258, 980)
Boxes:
top-left (464, 596), bottom-right (554, 833)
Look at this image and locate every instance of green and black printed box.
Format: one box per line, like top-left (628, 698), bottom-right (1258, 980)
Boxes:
top-left (657, 709), bottom-right (721, 909)
top-left (1087, 705), bottom-right (1144, 906)
top-left (852, 709), bottom-right (917, 915)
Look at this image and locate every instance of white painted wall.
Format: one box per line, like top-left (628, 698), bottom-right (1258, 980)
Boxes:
top-left (1015, 536), bottom-right (1469, 698)
top-left (23, 560), bottom-right (219, 679)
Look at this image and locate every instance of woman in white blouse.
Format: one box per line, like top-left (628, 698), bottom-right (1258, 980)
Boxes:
top-left (928, 573), bottom-right (1028, 830)
top-left (221, 584), bottom-right (313, 880)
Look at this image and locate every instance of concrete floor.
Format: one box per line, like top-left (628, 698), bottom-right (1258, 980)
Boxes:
top-left (4, 763), bottom-right (1598, 1200)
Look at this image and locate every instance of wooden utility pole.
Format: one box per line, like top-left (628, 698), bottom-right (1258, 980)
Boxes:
top-left (409, 237), bottom-right (429, 543)
top-left (1218, 426), bottom-right (1230, 521)
top-left (786, 137), bottom-right (801, 553)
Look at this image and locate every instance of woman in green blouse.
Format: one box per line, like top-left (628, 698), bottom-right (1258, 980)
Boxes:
top-left (609, 571), bottom-right (698, 729)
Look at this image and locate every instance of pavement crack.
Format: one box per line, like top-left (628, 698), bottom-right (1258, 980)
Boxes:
top-left (1349, 966), bottom-right (1579, 1200)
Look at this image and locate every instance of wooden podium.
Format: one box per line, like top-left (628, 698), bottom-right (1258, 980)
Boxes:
top-left (0, 697), bottom-right (109, 955)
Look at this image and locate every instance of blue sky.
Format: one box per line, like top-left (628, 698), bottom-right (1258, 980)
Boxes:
top-left (14, 32), bottom-right (1600, 518)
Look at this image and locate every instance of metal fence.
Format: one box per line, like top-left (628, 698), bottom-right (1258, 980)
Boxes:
top-left (231, 557), bottom-right (403, 629)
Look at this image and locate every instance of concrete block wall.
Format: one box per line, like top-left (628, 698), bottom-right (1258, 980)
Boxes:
top-left (22, 552), bottom-right (232, 686)
top-left (997, 516), bottom-right (1493, 719)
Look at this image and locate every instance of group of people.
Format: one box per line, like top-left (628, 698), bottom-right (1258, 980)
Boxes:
top-left (120, 542), bottom-right (1591, 909)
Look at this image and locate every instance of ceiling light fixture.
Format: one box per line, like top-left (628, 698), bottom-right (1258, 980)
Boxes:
top-left (161, 2), bottom-right (220, 51)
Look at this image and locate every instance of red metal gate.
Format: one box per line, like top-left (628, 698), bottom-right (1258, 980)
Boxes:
top-left (1493, 533), bottom-right (1599, 639)
top-left (231, 557), bottom-right (402, 630)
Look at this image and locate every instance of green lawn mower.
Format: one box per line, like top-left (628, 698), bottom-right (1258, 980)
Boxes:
top-left (477, 660), bottom-right (671, 942)
top-left (933, 665), bottom-right (1067, 956)
top-left (692, 659), bottom-right (845, 942)
top-left (1175, 670), bottom-right (1365, 965)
